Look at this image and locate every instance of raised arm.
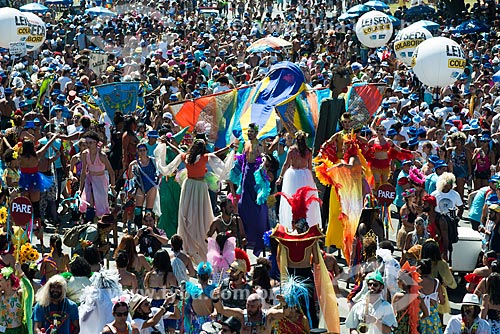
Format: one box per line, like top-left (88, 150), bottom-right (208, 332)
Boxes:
top-left (36, 134), bottom-right (59, 157)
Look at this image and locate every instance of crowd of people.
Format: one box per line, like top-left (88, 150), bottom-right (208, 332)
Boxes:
top-left (1, 0), bottom-right (500, 333)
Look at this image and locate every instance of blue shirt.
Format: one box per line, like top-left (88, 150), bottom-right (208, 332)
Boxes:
top-left (39, 137), bottom-right (62, 169)
top-left (33, 298), bottom-right (79, 334)
top-left (425, 172), bottom-right (439, 195)
top-left (394, 170), bottom-right (409, 208)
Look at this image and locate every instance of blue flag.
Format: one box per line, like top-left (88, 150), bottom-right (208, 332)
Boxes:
top-left (94, 82), bottom-right (140, 120)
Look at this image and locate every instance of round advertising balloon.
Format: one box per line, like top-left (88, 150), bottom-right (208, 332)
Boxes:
top-left (393, 26), bottom-right (432, 66)
top-left (355, 11), bottom-right (393, 48)
top-left (412, 37), bottom-right (466, 87)
top-left (0, 7), bottom-right (30, 49)
top-left (22, 12), bottom-right (46, 51)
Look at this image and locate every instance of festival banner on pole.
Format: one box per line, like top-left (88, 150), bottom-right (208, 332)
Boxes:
top-left (169, 89), bottom-right (236, 145)
top-left (94, 82), bottom-right (140, 120)
top-left (344, 83), bottom-right (387, 129)
top-left (89, 51), bottom-right (108, 75)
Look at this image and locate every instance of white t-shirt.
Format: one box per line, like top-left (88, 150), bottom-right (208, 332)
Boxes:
top-left (431, 189), bottom-right (463, 214)
top-left (132, 307), bottom-right (174, 334)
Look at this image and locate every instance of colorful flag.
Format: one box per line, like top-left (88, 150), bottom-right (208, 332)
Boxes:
top-left (94, 82), bottom-right (141, 120)
top-left (36, 74), bottom-right (54, 109)
top-left (169, 90), bottom-right (236, 145)
top-left (238, 61), bottom-right (306, 141)
top-left (345, 83), bottom-right (386, 129)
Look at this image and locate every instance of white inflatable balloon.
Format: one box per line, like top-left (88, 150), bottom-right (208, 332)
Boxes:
top-left (355, 11), bottom-right (393, 48)
top-left (0, 8), bottom-right (29, 49)
top-left (22, 12), bottom-right (46, 51)
top-left (412, 37), bottom-right (466, 87)
top-left (393, 26), bottom-right (432, 66)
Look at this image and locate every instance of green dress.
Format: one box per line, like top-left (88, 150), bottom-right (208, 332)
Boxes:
top-left (158, 146), bottom-right (181, 238)
top-left (394, 310), bottom-right (410, 334)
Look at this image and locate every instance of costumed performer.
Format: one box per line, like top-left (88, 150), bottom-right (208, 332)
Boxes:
top-left (316, 132), bottom-right (367, 264)
top-left (272, 186), bottom-right (340, 333)
top-left (276, 130), bottom-right (321, 230)
top-left (0, 264), bottom-right (34, 334)
top-left (272, 276), bottom-right (312, 334)
top-left (79, 131), bottom-right (116, 219)
top-left (18, 134), bottom-right (59, 249)
top-left (392, 262), bottom-right (425, 334)
top-left (78, 269), bottom-right (123, 334)
top-left (157, 127), bottom-right (188, 238)
top-left (367, 125), bottom-right (414, 191)
top-left (229, 123), bottom-right (270, 255)
top-left (154, 138), bottom-right (234, 263)
top-left (206, 233), bottom-right (235, 285)
top-left (183, 262), bottom-right (217, 334)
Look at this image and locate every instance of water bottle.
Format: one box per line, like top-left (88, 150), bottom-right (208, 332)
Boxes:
top-left (479, 223), bottom-right (487, 250)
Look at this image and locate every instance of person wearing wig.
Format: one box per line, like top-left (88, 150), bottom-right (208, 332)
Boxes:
top-left (0, 265), bottom-right (29, 334)
top-left (155, 137), bottom-right (233, 263)
top-left (409, 166), bottom-right (428, 208)
top-left (183, 262), bottom-right (216, 334)
top-left (392, 262), bottom-right (427, 334)
top-left (276, 130), bottom-right (321, 230)
top-left (272, 186), bottom-right (339, 332)
top-left (78, 270), bottom-right (124, 334)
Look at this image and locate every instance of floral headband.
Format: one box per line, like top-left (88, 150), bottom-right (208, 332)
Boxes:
top-left (111, 295), bottom-right (131, 305)
top-left (402, 188), bottom-right (416, 198)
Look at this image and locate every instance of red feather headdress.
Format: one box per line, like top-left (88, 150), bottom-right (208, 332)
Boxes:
top-left (233, 247), bottom-right (250, 273)
top-left (275, 186), bottom-right (322, 222)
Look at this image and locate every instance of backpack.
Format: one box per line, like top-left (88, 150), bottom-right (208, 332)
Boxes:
top-left (63, 223), bottom-right (91, 247)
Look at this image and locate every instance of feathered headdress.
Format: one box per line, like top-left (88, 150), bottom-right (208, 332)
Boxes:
top-left (281, 275), bottom-right (313, 328)
top-left (231, 248), bottom-right (250, 274)
top-left (399, 261), bottom-right (422, 334)
top-left (275, 186), bottom-right (322, 223)
top-left (409, 167), bottom-right (425, 186)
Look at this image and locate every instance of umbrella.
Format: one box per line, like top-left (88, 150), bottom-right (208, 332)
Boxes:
top-left (409, 20), bottom-right (440, 31)
top-left (405, 5), bottom-right (435, 16)
top-left (453, 20), bottom-right (489, 34)
top-left (44, 0), bottom-right (68, 4)
top-left (388, 15), bottom-right (401, 27)
top-left (84, 6), bottom-right (117, 17)
top-left (493, 69), bottom-right (500, 83)
top-left (246, 36), bottom-right (292, 53)
top-left (20, 3), bottom-right (49, 13)
top-left (338, 12), bottom-right (360, 21)
top-left (347, 4), bottom-right (370, 14)
top-left (364, 0), bottom-right (389, 10)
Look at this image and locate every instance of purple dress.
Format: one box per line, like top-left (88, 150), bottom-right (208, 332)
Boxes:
top-left (238, 156), bottom-right (269, 255)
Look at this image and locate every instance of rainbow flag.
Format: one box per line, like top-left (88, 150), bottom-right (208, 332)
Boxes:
top-left (169, 90), bottom-right (236, 146)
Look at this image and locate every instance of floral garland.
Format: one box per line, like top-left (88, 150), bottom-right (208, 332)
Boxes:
top-left (14, 242), bottom-right (39, 264)
top-left (461, 318), bottom-right (479, 334)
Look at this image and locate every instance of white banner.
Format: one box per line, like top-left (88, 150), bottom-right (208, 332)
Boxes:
top-left (89, 51), bottom-right (108, 75)
top-left (9, 42), bottom-right (26, 56)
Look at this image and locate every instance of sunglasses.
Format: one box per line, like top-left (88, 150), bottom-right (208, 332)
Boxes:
top-left (367, 281), bottom-right (381, 287)
top-left (115, 311), bottom-right (128, 317)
